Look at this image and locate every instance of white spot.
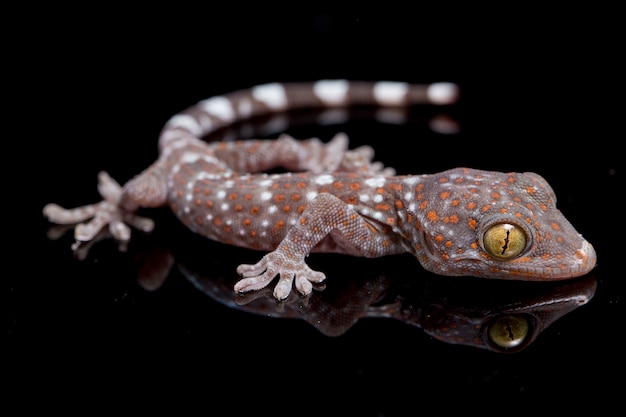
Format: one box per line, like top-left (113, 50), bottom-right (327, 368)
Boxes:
top-left (373, 211), bottom-right (385, 221)
top-left (373, 81), bottom-right (409, 105)
top-left (217, 190), bottom-right (226, 199)
top-left (313, 79), bottom-right (349, 105)
top-left (402, 176), bottom-right (421, 186)
top-left (427, 82), bottom-right (459, 105)
top-left (268, 205), bottom-right (277, 214)
top-left (364, 176), bottom-right (386, 188)
top-left (306, 191), bottom-right (318, 201)
top-left (261, 220), bottom-right (270, 228)
top-left (252, 83), bottom-right (287, 109)
top-left (359, 194), bottom-right (370, 202)
top-left (184, 206), bottom-right (190, 214)
top-left (408, 203), bottom-right (416, 212)
top-left (404, 192), bottom-right (413, 201)
top-left (373, 194), bottom-right (384, 203)
top-left (221, 203), bottom-right (229, 211)
top-left (200, 96), bottom-right (236, 121)
top-left (223, 180), bottom-right (235, 188)
top-left (289, 219), bottom-right (297, 225)
top-left (261, 191), bottom-right (273, 201)
top-left (185, 194), bottom-right (192, 202)
top-left (314, 174), bottom-right (334, 185)
top-left (206, 213), bottom-right (213, 221)
top-left (165, 115), bottom-right (203, 136)
top-left (259, 179), bottom-right (273, 187)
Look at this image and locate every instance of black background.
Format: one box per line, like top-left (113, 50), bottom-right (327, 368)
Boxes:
top-left (8, 8), bottom-right (623, 415)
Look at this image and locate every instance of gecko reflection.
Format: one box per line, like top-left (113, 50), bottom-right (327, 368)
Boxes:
top-left (171, 241), bottom-right (596, 353)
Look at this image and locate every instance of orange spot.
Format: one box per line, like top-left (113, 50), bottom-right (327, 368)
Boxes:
top-left (470, 242), bottom-right (478, 249)
top-left (467, 202), bottom-right (476, 210)
top-left (250, 230), bottom-right (257, 238)
top-left (300, 217), bottom-right (307, 225)
top-left (274, 194), bottom-right (285, 202)
top-left (525, 186), bottom-right (536, 194)
top-left (445, 241), bottom-right (453, 248)
top-left (468, 219), bottom-right (477, 230)
top-left (283, 182), bottom-right (292, 189)
top-left (551, 222), bottom-right (561, 231)
top-left (333, 181), bottom-right (343, 188)
top-left (388, 183), bottom-right (403, 191)
top-left (244, 194), bottom-right (253, 201)
top-left (213, 217), bottom-right (223, 226)
top-left (415, 183), bottom-right (424, 192)
top-left (195, 198), bottom-right (202, 206)
top-left (223, 225), bottom-right (231, 233)
top-left (375, 203), bottom-right (391, 211)
top-left (451, 199), bottom-right (460, 206)
top-left (481, 204), bottom-right (491, 212)
top-left (203, 189), bottom-right (211, 196)
top-left (435, 234), bottom-right (443, 242)
top-left (420, 201), bottom-right (428, 210)
top-left (439, 177), bottom-right (449, 183)
top-left (250, 206), bottom-right (260, 215)
top-left (349, 182), bottom-right (361, 190)
top-left (376, 187), bottom-right (384, 194)
top-left (296, 182), bottom-right (307, 188)
top-left (394, 199), bottom-right (403, 209)
top-left (283, 205), bottom-right (291, 212)
top-left (491, 192), bottom-right (501, 200)
top-left (235, 203), bottom-right (243, 211)
top-left (205, 200), bottom-right (213, 208)
top-left (229, 193), bottom-right (238, 200)
top-left (291, 193), bottom-right (301, 201)
top-left (449, 214), bottom-right (459, 223)
top-left (345, 196), bottom-right (358, 205)
top-left (243, 218), bottom-right (251, 226)
top-left (297, 205), bottom-right (306, 214)
top-left (387, 217), bottom-right (395, 225)
top-left (427, 210), bottom-right (439, 222)
top-left (440, 191), bottom-right (450, 199)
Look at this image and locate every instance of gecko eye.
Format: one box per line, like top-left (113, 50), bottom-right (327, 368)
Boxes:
top-left (487, 314), bottom-right (530, 349)
top-left (483, 223), bottom-right (527, 259)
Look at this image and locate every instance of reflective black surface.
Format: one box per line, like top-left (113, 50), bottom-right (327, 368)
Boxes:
top-left (11, 10), bottom-right (622, 416)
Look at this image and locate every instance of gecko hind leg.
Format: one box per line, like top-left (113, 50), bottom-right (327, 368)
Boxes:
top-left (43, 171), bottom-right (155, 244)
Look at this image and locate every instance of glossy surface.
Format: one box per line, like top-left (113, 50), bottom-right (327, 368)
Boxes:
top-left (10, 11), bottom-right (622, 417)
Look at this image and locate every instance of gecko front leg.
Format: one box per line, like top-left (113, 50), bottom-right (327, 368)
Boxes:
top-left (235, 193), bottom-right (397, 300)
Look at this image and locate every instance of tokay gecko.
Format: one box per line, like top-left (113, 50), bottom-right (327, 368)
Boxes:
top-left (43, 80), bottom-right (597, 300)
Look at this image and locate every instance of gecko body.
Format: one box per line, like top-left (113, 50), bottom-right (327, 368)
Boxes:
top-left (43, 80), bottom-right (596, 299)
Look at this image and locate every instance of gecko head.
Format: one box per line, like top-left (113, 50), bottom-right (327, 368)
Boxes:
top-left (416, 168), bottom-right (597, 281)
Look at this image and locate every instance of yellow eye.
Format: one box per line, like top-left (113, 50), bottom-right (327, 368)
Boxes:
top-left (488, 315), bottom-right (530, 348)
top-left (483, 223), bottom-right (527, 259)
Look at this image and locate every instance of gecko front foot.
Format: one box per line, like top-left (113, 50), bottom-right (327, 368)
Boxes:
top-left (43, 171), bottom-right (155, 246)
top-left (235, 251), bottom-right (326, 300)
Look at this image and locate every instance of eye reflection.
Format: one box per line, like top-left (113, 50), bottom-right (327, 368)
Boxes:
top-left (488, 314), bottom-right (530, 348)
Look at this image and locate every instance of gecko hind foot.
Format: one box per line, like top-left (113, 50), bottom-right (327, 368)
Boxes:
top-left (42, 171), bottom-right (154, 245)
